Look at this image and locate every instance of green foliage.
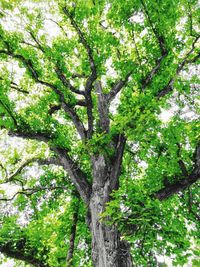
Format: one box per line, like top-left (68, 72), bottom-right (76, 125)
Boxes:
top-left (0, 0), bottom-right (199, 266)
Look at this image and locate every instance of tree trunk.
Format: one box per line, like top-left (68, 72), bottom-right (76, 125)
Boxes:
top-left (88, 154), bottom-right (133, 267)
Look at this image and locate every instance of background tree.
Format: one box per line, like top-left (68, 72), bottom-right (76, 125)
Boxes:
top-left (0, 0), bottom-right (199, 266)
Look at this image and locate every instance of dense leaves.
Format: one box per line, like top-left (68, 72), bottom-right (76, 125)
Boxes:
top-left (0, 0), bottom-right (199, 266)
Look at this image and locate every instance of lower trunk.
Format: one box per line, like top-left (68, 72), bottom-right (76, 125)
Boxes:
top-left (89, 183), bottom-right (132, 267)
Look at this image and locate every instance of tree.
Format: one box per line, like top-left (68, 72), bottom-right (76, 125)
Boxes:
top-left (0, 0), bottom-right (199, 266)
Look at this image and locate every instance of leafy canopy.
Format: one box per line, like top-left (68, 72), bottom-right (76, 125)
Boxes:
top-left (0, 0), bottom-right (199, 266)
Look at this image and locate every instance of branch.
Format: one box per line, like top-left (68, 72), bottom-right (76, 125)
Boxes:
top-left (0, 185), bottom-right (67, 202)
top-left (47, 18), bottom-right (68, 37)
top-left (0, 156), bottom-right (62, 184)
top-left (26, 32), bottom-right (87, 138)
top-left (141, 0), bottom-right (167, 56)
top-left (0, 237), bottom-right (50, 267)
top-left (94, 81), bottom-right (110, 133)
top-left (156, 143), bottom-right (200, 200)
top-left (109, 134), bottom-right (126, 190)
top-left (0, 99), bottom-right (18, 127)
top-left (0, 49), bottom-right (86, 139)
top-left (62, 7), bottom-right (97, 92)
top-left (55, 67), bottom-right (85, 95)
top-left (27, 31), bottom-right (83, 95)
top-left (106, 71), bottom-right (133, 102)
top-left (141, 53), bottom-right (167, 89)
top-left (0, 77), bottom-right (29, 94)
top-left (62, 7), bottom-right (97, 138)
top-left (8, 130), bottom-right (51, 143)
top-left (6, 131), bottom-right (91, 203)
top-left (71, 73), bottom-right (87, 79)
top-left (140, 0), bottom-right (168, 89)
top-left (66, 192), bottom-right (80, 267)
top-left (55, 148), bottom-right (92, 204)
top-left (187, 1), bottom-right (198, 38)
top-left (157, 36), bottom-right (200, 98)
top-left (29, 31), bottom-right (45, 53)
top-left (62, 104), bottom-right (86, 139)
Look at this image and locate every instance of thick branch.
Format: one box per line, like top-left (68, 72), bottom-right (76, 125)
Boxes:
top-left (8, 130), bottom-right (51, 143)
top-left (110, 134), bottom-right (126, 190)
top-left (107, 72), bottom-right (132, 102)
top-left (0, 238), bottom-right (49, 267)
top-left (156, 144), bottom-right (200, 200)
top-left (156, 172), bottom-right (199, 200)
top-left (7, 131), bottom-right (91, 204)
top-left (62, 103), bottom-right (86, 139)
top-left (55, 148), bottom-right (92, 204)
top-left (95, 81), bottom-right (110, 133)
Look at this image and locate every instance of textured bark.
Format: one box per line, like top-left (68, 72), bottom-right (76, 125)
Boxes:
top-left (89, 188), bottom-right (132, 267)
top-left (88, 152), bottom-right (133, 267)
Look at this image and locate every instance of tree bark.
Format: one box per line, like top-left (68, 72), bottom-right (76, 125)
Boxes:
top-left (87, 154), bottom-right (133, 267)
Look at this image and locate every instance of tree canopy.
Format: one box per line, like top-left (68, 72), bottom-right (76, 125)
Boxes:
top-left (0, 0), bottom-right (199, 266)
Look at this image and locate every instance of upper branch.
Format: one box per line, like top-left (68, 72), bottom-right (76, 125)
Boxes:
top-left (141, 0), bottom-right (168, 89)
top-left (157, 35), bottom-right (200, 98)
top-left (0, 49), bottom-right (86, 140)
top-left (0, 77), bottom-right (29, 94)
top-left (27, 31), bottom-right (85, 97)
top-left (62, 6), bottom-right (97, 90)
top-left (55, 67), bottom-right (85, 95)
top-left (106, 71), bottom-right (133, 103)
top-left (141, 0), bottom-right (167, 56)
top-left (62, 7), bottom-right (97, 138)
